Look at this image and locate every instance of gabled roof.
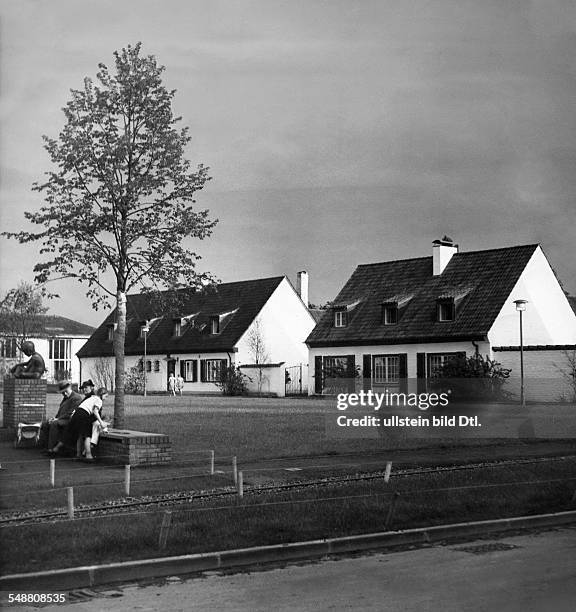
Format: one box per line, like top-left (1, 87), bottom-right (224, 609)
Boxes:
top-left (307, 244), bottom-right (539, 347)
top-left (568, 296), bottom-right (576, 316)
top-left (77, 277), bottom-right (285, 358)
top-left (1, 315), bottom-right (95, 338)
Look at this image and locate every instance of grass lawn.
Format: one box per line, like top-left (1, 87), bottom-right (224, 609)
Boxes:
top-left (1, 457), bottom-right (575, 575)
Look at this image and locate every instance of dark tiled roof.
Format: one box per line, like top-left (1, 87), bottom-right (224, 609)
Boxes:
top-left (308, 308), bottom-right (325, 323)
top-left (77, 277), bottom-right (285, 358)
top-left (1, 315), bottom-right (95, 338)
top-left (307, 244), bottom-right (539, 347)
top-left (568, 296), bottom-right (576, 316)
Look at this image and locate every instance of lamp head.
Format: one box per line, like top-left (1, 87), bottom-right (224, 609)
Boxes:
top-left (514, 299), bottom-right (528, 312)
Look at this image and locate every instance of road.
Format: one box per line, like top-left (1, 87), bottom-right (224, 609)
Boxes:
top-left (7, 526), bottom-right (576, 611)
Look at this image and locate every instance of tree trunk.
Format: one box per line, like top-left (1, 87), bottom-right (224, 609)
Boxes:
top-left (113, 289), bottom-right (127, 428)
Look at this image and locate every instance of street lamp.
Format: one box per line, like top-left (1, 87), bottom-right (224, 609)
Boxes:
top-left (513, 300), bottom-right (528, 408)
top-left (142, 322), bottom-right (150, 397)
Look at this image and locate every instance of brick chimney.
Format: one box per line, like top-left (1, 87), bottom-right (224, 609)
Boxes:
top-left (432, 236), bottom-right (458, 275)
top-left (297, 271), bottom-right (309, 306)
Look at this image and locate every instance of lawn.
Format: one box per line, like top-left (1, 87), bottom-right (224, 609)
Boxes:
top-left (1, 457), bottom-right (575, 575)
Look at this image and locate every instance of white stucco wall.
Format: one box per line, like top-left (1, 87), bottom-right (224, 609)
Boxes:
top-left (236, 277), bottom-right (316, 367)
top-left (308, 340), bottom-right (490, 394)
top-left (488, 247), bottom-right (576, 346)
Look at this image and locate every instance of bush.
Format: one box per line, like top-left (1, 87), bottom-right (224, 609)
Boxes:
top-left (217, 365), bottom-right (250, 396)
top-left (430, 354), bottom-right (512, 401)
top-left (124, 360), bottom-right (145, 395)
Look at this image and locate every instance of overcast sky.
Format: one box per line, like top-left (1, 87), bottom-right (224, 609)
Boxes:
top-left (1, 0), bottom-right (575, 326)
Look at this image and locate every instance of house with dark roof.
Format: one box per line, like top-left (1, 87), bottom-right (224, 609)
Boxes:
top-left (306, 238), bottom-right (576, 399)
top-left (77, 274), bottom-right (316, 395)
top-left (0, 315), bottom-right (95, 383)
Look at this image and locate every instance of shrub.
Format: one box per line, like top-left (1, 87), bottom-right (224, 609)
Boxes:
top-left (217, 365), bottom-right (250, 396)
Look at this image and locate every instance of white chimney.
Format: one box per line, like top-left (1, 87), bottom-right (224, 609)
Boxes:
top-left (297, 271), bottom-right (309, 306)
top-left (432, 236), bottom-right (458, 275)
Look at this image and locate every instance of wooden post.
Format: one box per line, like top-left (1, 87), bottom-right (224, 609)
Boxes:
top-left (384, 461), bottom-right (392, 483)
top-left (232, 456), bottom-right (238, 485)
top-left (238, 471), bottom-right (244, 498)
top-left (384, 491), bottom-right (400, 531)
top-left (50, 458), bottom-right (55, 488)
top-left (210, 450), bottom-right (215, 475)
top-left (158, 510), bottom-right (172, 550)
top-left (67, 487), bottom-right (74, 520)
top-left (124, 464), bottom-right (131, 496)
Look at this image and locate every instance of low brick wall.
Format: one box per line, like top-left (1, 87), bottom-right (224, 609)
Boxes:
top-left (2, 377), bottom-right (47, 428)
top-left (96, 429), bottom-right (171, 466)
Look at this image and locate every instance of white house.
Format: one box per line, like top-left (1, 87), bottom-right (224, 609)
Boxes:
top-left (306, 238), bottom-right (576, 401)
top-left (0, 315), bottom-right (95, 384)
top-left (78, 274), bottom-right (316, 396)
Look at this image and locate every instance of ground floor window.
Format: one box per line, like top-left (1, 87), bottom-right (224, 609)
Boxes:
top-left (49, 338), bottom-right (72, 380)
top-left (182, 359), bottom-right (198, 382)
top-left (201, 359), bottom-right (227, 383)
top-left (0, 337), bottom-right (19, 358)
top-left (373, 355), bottom-right (400, 384)
top-left (427, 353), bottom-right (462, 377)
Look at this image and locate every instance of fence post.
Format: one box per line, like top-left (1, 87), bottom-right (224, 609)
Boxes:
top-left (238, 471), bottom-right (244, 498)
top-left (384, 461), bottom-right (392, 483)
top-left (158, 510), bottom-right (172, 550)
top-left (210, 450), bottom-right (215, 475)
top-left (67, 487), bottom-right (74, 520)
top-left (232, 456), bottom-right (238, 485)
top-left (50, 458), bottom-right (55, 488)
top-left (124, 464), bottom-right (131, 496)
top-left (384, 491), bottom-right (400, 531)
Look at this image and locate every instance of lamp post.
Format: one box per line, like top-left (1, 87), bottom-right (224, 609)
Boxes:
top-left (513, 300), bottom-right (528, 408)
top-left (143, 322), bottom-right (150, 397)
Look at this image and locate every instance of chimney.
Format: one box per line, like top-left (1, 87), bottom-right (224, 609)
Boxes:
top-left (432, 236), bottom-right (458, 275)
top-left (297, 271), bottom-right (309, 306)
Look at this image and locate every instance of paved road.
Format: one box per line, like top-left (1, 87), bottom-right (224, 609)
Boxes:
top-left (8, 527), bottom-right (576, 611)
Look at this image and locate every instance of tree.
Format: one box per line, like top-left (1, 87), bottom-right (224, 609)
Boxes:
top-left (2, 44), bottom-right (216, 427)
top-left (0, 282), bottom-right (48, 340)
top-left (247, 318), bottom-right (269, 393)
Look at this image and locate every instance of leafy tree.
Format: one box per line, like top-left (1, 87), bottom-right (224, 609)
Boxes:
top-left (0, 282), bottom-right (48, 343)
top-left (2, 43), bottom-right (216, 426)
top-left (247, 318), bottom-right (269, 393)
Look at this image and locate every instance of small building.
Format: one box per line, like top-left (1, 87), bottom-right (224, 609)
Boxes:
top-left (0, 315), bottom-right (95, 383)
top-left (77, 274), bottom-right (316, 396)
top-left (306, 238), bottom-right (576, 401)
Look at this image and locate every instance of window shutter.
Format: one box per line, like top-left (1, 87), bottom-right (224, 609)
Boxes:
top-left (346, 355), bottom-right (356, 392)
top-left (200, 360), bottom-right (206, 382)
top-left (314, 356), bottom-right (323, 395)
top-left (180, 360), bottom-right (186, 378)
top-left (192, 360), bottom-right (198, 382)
top-left (220, 359), bottom-right (228, 380)
top-left (399, 353), bottom-right (408, 394)
top-left (362, 354), bottom-right (372, 391)
top-left (416, 352), bottom-right (426, 393)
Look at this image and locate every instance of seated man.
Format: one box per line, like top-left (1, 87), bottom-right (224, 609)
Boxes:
top-left (41, 381), bottom-right (83, 452)
top-left (10, 341), bottom-right (46, 379)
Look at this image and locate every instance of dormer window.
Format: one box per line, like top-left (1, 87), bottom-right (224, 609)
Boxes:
top-left (210, 316), bottom-right (220, 335)
top-left (334, 309), bottom-right (347, 328)
top-left (381, 303), bottom-right (398, 325)
top-left (173, 318), bottom-right (182, 337)
top-left (436, 298), bottom-right (455, 322)
top-left (106, 323), bottom-right (116, 342)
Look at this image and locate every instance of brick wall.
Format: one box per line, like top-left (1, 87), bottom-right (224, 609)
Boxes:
top-left (96, 429), bottom-right (171, 466)
top-left (2, 377), bottom-right (47, 427)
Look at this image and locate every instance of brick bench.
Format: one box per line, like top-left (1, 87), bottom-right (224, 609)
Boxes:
top-left (96, 429), bottom-right (171, 466)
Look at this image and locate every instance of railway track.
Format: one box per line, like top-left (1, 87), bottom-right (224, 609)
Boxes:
top-left (1, 453), bottom-right (575, 526)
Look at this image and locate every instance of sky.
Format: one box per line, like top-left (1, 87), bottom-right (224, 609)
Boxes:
top-left (1, 0), bottom-right (575, 326)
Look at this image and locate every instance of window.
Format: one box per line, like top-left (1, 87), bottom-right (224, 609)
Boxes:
top-left (323, 356), bottom-right (351, 377)
top-left (153, 360), bottom-right (160, 372)
top-left (201, 359), bottom-right (226, 382)
top-left (373, 355), bottom-right (400, 384)
top-left (173, 319), bottom-right (182, 337)
top-left (183, 360), bottom-right (198, 382)
top-left (334, 310), bottom-right (347, 328)
top-left (382, 304), bottom-right (398, 325)
top-left (107, 324), bottom-right (115, 342)
top-left (145, 360), bottom-right (152, 373)
top-left (49, 338), bottom-right (71, 380)
top-left (428, 353), bottom-right (461, 377)
top-left (437, 299), bottom-right (455, 321)
top-left (0, 337), bottom-right (18, 358)
top-left (210, 316), bottom-right (220, 335)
